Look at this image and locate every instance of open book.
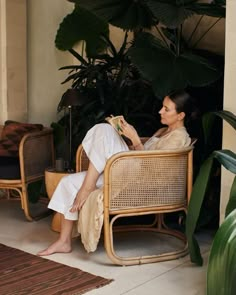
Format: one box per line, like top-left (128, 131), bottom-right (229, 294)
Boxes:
top-left (105, 115), bottom-right (123, 134)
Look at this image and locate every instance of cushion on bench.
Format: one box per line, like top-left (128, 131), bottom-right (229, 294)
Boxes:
top-left (0, 121), bottom-right (43, 157)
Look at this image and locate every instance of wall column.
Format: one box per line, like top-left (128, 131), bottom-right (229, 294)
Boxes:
top-left (0, 0), bottom-right (27, 124)
top-left (220, 0), bottom-right (236, 223)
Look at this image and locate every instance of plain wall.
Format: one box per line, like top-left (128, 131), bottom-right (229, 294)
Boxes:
top-left (27, 0), bottom-right (74, 126)
top-left (220, 0), bottom-right (236, 223)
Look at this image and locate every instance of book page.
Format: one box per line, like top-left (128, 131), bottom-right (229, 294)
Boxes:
top-left (105, 115), bottom-right (123, 134)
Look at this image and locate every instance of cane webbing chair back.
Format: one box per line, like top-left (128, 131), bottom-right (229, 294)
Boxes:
top-left (76, 142), bottom-right (194, 266)
top-left (0, 128), bottom-right (55, 221)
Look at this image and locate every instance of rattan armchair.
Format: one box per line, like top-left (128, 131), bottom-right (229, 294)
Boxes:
top-left (0, 127), bottom-right (55, 221)
top-left (76, 141), bottom-right (194, 266)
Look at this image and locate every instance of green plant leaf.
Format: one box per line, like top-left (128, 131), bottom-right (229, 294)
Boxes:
top-left (202, 112), bottom-right (217, 148)
top-left (189, 3), bottom-right (225, 18)
top-left (225, 176), bottom-right (236, 217)
top-left (206, 209), bottom-right (236, 295)
top-left (128, 32), bottom-right (222, 97)
top-left (214, 110), bottom-right (236, 130)
top-left (186, 155), bottom-right (214, 265)
top-left (213, 150), bottom-right (236, 174)
top-left (78, 0), bottom-right (156, 30)
top-left (55, 6), bottom-right (109, 56)
top-left (146, 0), bottom-right (195, 28)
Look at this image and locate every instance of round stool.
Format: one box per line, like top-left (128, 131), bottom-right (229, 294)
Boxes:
top-left (45, 169), bottom-right (70, 232)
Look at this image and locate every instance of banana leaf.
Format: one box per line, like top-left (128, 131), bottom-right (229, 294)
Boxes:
top-left (187, 149), bottom-right (236, 265)
top-left (225, 176), bottom-right (236, 217)
top-left (206, 209), bottom-right (236, 295)
top-left (201, 112), bottom-right (217, 151)
top-left (214, 110), bottom-right (236, 130)
top-left (213, 150), bottom-right (236, 174)
top-left (186, 155), bottom-right (214, 266)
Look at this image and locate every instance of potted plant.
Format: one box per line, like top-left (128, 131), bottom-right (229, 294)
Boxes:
top-left (53, 0), bottom-right (225, 160)
top-left (186, 111), bottom-right (236, 266)
top-left (66, 0), bottom-right (225, 97)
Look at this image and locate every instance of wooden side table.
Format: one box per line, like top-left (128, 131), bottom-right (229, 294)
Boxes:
top-left (45, 168), bottom-right (71, 232)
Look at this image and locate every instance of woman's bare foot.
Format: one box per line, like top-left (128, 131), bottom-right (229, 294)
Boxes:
top-left (37, 239), bottom-right (72, 256)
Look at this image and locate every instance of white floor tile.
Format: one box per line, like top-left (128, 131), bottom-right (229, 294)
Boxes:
top-left (0, 198), bottom-right (213, 295)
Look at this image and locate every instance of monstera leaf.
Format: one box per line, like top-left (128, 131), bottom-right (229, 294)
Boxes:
top-left (128, 32), bottom-right (221, 97)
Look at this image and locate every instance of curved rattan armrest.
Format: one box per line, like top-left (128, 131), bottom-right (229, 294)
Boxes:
top-left (103, 146), bottom-right (194, 211)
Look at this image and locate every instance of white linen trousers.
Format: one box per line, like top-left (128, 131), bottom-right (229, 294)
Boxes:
top-left (48, 123), bottom-right (129, 220)
top-left (47, 123), bottom-right (190, 221)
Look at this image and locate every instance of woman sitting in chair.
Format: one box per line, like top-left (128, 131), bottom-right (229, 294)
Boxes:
top-left (38, 89), bottom-right (198, 256)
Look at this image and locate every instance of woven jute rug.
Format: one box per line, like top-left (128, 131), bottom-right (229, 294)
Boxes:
top-left (0, 243), bottom-right (113, 295)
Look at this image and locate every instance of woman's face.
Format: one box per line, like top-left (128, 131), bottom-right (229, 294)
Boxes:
top-left (159, 96), bottom-right (185, 127)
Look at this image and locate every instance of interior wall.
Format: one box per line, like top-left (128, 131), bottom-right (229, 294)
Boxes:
top-left (0, 0), bottom-right (7, 123)
top-left (220, 0), bottom-right (236, 223)
top-left (0, 0), bottom-right (27, 124)
top-left (27, 0), bottom-right (74, 126)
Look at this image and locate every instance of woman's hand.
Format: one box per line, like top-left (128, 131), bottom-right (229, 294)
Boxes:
top-left (120, 117), bottom-right (143, 149)
top-left (69, 191), bottom-right (87, 212)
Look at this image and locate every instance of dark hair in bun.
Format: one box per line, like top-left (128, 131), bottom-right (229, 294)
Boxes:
top-left (168, 89), bottom-right (199, 129)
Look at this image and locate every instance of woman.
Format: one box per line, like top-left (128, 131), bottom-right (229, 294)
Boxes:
top-left (38, 89), bottom-right (198, 256)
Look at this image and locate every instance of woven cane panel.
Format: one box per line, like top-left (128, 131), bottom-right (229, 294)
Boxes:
top-left (109, 154), bottom-right (188, 210)
top-left (23, 135), bottom-right (53, 179)
top-left (80, 150), bottom-right (90, 171)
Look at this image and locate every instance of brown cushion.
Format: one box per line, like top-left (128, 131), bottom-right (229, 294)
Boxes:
top-left (0, 121), bottom-right (44, 157)
top-left (0, 139), bottom-right (19, 157)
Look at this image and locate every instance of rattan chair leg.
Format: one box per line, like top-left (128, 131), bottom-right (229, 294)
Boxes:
top-left (104, 213), bottom-right (188, 266)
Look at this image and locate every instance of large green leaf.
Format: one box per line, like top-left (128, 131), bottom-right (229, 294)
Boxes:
top-left (187, 149), bottom-right (236, 265)
top-left (214, 110), bottom-right (236, 130)
top-left (146, 0), bottom-right (195, 28)
top-left (55, 6), bottom-right (109, 56)
top-left (189, 2), bottom-right (225, 18)
top-left (78, 0), bottom-right (225, 29)
top-left (206, 209), bottom-right (236, 295)
top-left (202, 112), bottom-right (217, 148)
top-left (225, 176), bottom-right (236, 217)
top-left (78, 0), bottom-right (156, 30)
top-left (213, 150), bottom-right (236, 174)
top-left (128, 32), bottom-right (221, 97)
top-left (186, 155), bottom-right (214, 266)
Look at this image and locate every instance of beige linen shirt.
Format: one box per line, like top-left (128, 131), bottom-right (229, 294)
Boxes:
top-left (144, 127), bottom-right (191, 150)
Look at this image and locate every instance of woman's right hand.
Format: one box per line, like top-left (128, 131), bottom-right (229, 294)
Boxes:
top-left (120, 118), bottom-right (142, 147)
top-left (70, 192), bottom-right (87, 212)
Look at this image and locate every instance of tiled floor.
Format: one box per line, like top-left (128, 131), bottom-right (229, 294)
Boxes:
top-left (0, 197), bottom-right (214, 295)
